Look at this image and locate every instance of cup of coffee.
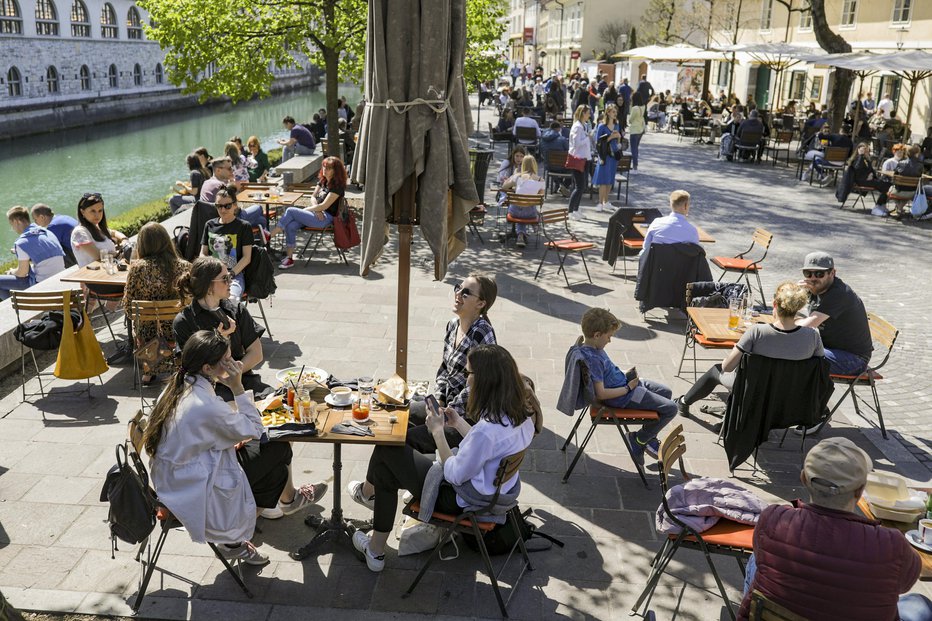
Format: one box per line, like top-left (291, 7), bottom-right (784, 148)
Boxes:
top-left (330, 386), bottom-right (353, 406)
top-left (919, 518), bottom-right (932, 545)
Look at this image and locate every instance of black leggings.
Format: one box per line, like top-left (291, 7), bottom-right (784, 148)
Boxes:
top-left (237, 440), bottom-right (292, 508)
top-left (682, 364), bottom-right (728, 406)
top-left (366, 444), bottom-right (461, 533)
top-left (568, 167), bottom-right (587, 213)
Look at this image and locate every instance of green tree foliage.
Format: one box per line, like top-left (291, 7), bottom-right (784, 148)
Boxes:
top-left (465, 0), bottom-right (507, 88)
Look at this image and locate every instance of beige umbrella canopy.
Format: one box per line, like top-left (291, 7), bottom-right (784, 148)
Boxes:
top-left (352, 0), bottom-right (478, 377)
top-left (716, 42), bottom-right (824, 110)
top-left (613, 44), bottom-right (726, 64)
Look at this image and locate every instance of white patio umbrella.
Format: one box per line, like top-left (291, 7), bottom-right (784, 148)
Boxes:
top-left (613, 44), bottom-right (726, 64)
top-left (716, 42), bottom-right (824, 110)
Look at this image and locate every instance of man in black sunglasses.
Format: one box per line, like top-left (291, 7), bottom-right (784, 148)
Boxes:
top-left (796, 251), bottom-right (872, 377)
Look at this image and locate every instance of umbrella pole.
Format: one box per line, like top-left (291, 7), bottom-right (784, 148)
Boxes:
top-left (392, 174), bottom-right (417, 381)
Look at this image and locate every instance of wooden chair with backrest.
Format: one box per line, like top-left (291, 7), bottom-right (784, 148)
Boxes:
top-left (514, 125), bottom-right (540, 155)
top-left (748, 590), bottom-right (811, 620)
top-left (710, 228), bottom-right (773, 306)
top-left (631, 425), bottom-right (754, 621)
top-left (611, 208), bottom-right (648, 281)
top-left (845, 171), bottom-right (879, 211)
top-left (488, 122), bottom-right (515, 151)
top-left (676, 282), bottom-right (748, 381)
top-left (130, 300), bottom-right (183, 412)
top-left (886, 175), bottom-right (921, 214)
top-left (733, 130), bottom-right (763, 162)
top-left (764, 130), bottom-right (794, 167)
top-left (559, 338), bottom-right (659, 488)
top-left (502, 192), bottom-right (544, 247)
top-left (127, 411), bottom-right (253, 613)
top-left (808, 146), bottom-right (849, 186)
top-left (401, 451), bottom-right (532, 618)
top-left (615, 154), bottom-right (633, 204)
top-left (545, 150), bottom-right (573, 197)
top-left (533, 208), bottom-right (596, 286)
top-left (10, 289), bottom-right (97, 401)
top-left (816, 312), bottom-right (897, 439)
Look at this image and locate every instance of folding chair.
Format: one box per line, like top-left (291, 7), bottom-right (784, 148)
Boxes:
top-left (514, 126), bottom-right (540, 156)
top-left (733, 131), bottom-right (762, 163)
top-left (559, 338), bottom-right (659, 488)
top-left (614, 155), bottom-right (632, 204)
top-left (130, 300), bottom-right (182, 413)
top-left (502, 192), bottom-right (544, 248)
top-left (816, 312), bottom-right (897, 440)
top-left (844, 181), bottom-right (877, 211)
top-left (544, 150), bottom-right (573, 197)
top-left (10, 289), bottom-right (99, 402)
top-left (710, 228), bottom-right (773, 306)
top-left (611, 235), bottom-right (642, 280)
top-left (631, 425), bottom-right (753, 621)
top-left (85, 286), bottom-right (124, 343)
top-left (676, 282), bottom-right (747, 381)
top-left (886, 175), bottom-right (921, 216)
top-left (533, 208), bottom-right (595, 286)
top-left (764, 130), bottom-right (793, 167)
top-left (126, 413), bottom-right (253, 613)
top-left (809, 146), bottom-right (849, 187)
top-left (402, 451), bottom-right (532, 618)
top-left (298, 224), bottom-right (348, 266)
top-left (240, 293), bottom-right (272, 339)
top-left (748, 590), bottom-right (810, 621)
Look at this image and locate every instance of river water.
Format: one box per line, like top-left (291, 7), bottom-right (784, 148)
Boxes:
top-left (0, 87), bottom-right (359, 252)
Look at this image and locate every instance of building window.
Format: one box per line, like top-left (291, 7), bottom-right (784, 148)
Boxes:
top-left (35, 0), bottom-right (58, 35)
top-left (7, 66), bottom-right (22, 96)
top-left (1, 0), bottom-right (22, 34)
top-left (841, 0), bottom-right (857, 27)
top-left (108, 63), bottom-right (118, 88)
top-left (70, 0), bottom-right (89, 36)
top-left (789, 71), bottom-right (806, 100)
top-left (133, 63), bottom-right (141, 86)
top-left (46, 65), bottom-right (59, 93)
top-left (126, 5), bottom-right (142, 39)
top-left (79, 64), bottom-right (90, 90)
top-left (891, 0), bottom-right (911, 24)
top-left (798, 8), bottom-right (812, 30)
top-left (155, 63), bottom-right (163, 84)
top-left (100, 2), bottom-right (117, 38)
top-left (810, 76), bottom-right (823, 100)
top-left (760, 0), bottom-right (773, 30)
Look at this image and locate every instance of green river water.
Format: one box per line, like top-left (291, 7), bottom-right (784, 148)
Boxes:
top-left (0, 87), bottom-right (360, 252)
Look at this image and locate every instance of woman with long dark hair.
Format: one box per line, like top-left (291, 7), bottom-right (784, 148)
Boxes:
top-left (350, 344), bottom-right (535, 572)
top-left (269, 156), bottom-right (347, 269)
top-left (70, 192), bottom-right (126, 268)
top-left (121, 223), bottom-right (190, 383)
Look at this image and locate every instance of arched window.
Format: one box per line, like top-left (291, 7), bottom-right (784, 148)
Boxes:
top-left (46, 65), bottom-right (59, 93)
top-left (1, 0), bottom-right (23, 34)
top-left (133, 63), bottom-right (141, 86)
top-left (100, 2), bottom-right (117, 38)
top-left (35, 0), bottom-right (58, 35)
top-left (7, 66), bottom-right (22, 96)
top-left (126, 5), bottom-right (141, 39)
top-left (108, 63), bottom-right (118, 88)
top-left (154, 62), bottom-right (163, 84)
top-left (79, 64), bottom-right (90, 90)
top-left (70, 0), bottom-right (88, 36)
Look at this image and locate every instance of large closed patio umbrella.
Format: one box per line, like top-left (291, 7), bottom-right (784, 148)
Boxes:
top-left (352, 0), bottom-right (478, 378)
top-left (716, 42), bottom-right (824, 111)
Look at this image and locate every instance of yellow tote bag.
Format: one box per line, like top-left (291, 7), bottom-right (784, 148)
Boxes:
top-left (54, 290), bottom-right (109, 380)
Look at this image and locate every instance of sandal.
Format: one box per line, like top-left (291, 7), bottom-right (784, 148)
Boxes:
top-left (280, 482), bottom-right (328, 516)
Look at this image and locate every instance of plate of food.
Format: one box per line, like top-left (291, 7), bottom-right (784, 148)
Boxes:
top-left (261, 407), bottom-right (294, 428)
top-left (276, 366), bottom-right (329, 386)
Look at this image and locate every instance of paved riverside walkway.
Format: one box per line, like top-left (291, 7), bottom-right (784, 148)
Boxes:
top-left (1, 125), bottom-right (930, 620)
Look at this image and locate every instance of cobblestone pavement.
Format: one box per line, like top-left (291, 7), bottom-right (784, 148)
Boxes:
top-left (0, 99), bottom-right (929, 620)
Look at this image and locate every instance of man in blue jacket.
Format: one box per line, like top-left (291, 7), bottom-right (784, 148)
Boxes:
top-left (31, 203), bottom-right (77, 267)
top-left (540, 121), bottom-right (571, 196)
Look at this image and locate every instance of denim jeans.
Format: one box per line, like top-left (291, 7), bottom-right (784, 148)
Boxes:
top-left (229, 273), bottom-right (245, 301)
top-left (282, 142), bottom-right (314, 162)
top-left (605, 378), bottom-right (677, 442)
top-left (508, 204), bottom-right (538, 234)
top-left (823, 347), bottom-right (868, 376)
top-left (568, 167), bottom-right (588, 213)
top-left (277, 207), bottom-right (333, 248)
top-left (238, 204), bottom-right (268, 229)
top-left (0, 274), bottom-right (32, 300)
top-left (630, 133), bottom-right (643, 169)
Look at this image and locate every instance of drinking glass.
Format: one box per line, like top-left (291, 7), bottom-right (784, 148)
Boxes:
top-left (727, 298), bottom-right (740, 331)
top-left (296, 388), bottom-right (310, 423)
top-left (354, 376), bottom-right (374, 421)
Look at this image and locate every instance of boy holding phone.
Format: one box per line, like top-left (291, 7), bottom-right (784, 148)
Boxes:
top-left (579, 308), bottom-right (679, 464)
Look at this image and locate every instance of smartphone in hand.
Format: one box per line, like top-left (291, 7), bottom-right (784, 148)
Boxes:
top-left (625, 367), bottom-right (638, 382)
top-left (213, 309), bottom-right (231, 331)
top-left (424, 394), bottom-right (441, 417)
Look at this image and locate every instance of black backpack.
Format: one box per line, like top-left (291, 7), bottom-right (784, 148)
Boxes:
top-left (461, 508), bottom-right (563, 555)
top-left (173, 225), bottom-right (190, 258)
top-left (244, 245), bottom-right (277, 300)
top-left (100, 444), bottom-right (157, 556)
top-left (13, 309), bottom-right (83, 351)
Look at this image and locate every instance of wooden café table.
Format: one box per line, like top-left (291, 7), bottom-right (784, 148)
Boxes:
top-left (60, 261), bottom-right (129, 287)
top-left (857, 496), bottom-right (932, 581)
top-left (288, 404), bottom-right (409, 560)
top-left (236, 189), bottom-right (304, 223)
top-left (632, 222), bottom-right (717, 244)
top-left (686, 307), bottom-right (773, 342)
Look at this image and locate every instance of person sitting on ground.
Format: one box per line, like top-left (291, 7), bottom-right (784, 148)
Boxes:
top-left (501, 154), bottom-right (545, 248)
top-left (121, 222), bottom-right (191, 384)
top-left (278, 115), bottom-right (316, 162)
top-left (200, 185), bottom-right (253, 301)
top-left (796, 252), bottom-right (872, 377)
top-left (0, 206), bottom-right (65, 300)
top-left (640, 190), bottom-right (699, 257)
top-left (30, 202), bottom-right (76, 267)
top-left (350, 344), bottom-right (535, 573)
top-left (578, 308), bottom-right (678, 465)
top-left (245, 136), bottom-right (270, 183)
top-left (268, 156), bottom-right (347, 270)
top-left (737, 437), bottom-right (931, 621)
top-left (676, 282), bottom-right (824, 431)
top-left (513, 107), bottom-right (541, 145)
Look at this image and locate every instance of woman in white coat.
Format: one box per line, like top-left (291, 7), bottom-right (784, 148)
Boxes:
top-left (567, 104), bottom-right (592, 219)
top-left (143, 330), bottom-right (269, 564)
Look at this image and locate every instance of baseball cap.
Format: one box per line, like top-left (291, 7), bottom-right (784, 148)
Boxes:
top-left (802, 251), bottom-right (834, 271)
top-left (803, 437), bottom-right (871, 496)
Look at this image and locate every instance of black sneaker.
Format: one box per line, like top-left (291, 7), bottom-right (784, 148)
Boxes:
top-left (675, 396), bottom-right (690, 418)
top-left (626, 431), bottom-right (645, 467)
top-left (107, 342), bottom-right (133, 365)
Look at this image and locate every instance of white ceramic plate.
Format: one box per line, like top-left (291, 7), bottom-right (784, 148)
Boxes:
top-left (905, 530), bottom-right (932, 553)
top-left (276, 366), bottom-right (328, 386)
top-left (324, 393), bottom-right (357, 408)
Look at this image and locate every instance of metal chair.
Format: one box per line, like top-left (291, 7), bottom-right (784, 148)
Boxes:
top-left (733, 130), bottom-right (762, 162)
top-left (544, 150), bottom-right (573, 197)
top-left (402, 451), bottom-right (532, 618)
top-left (130, 300), bottom-right (182, 413)
top-left (710, 228), bottom-right (773, 306)
top-left (676, 282), bottom-right (748, 381)
top-left (514, 125), bottom-right (540, 156)
top-left (631, 424), bottom-right (753, 621)
top-left (10, 289), bottom-right (98, 401)
top-left (488, 122), bottom-right (514, 152)
top-left (886, 175), bottom-right (921, 216)
top-left (533, 208), bottom-right (595, 286)
top-left (808, 146), bottom-right (850, 187)
top-left (614, 155), bottom-right (633, 204)
top-left (502, 192), bottom-right (544, 248)
top-left (844, 179), bottom-right (878, 211)
top-left (764, 130), bottom-right (794, 167)
top-left (298, 224), bottom-right (348, 266)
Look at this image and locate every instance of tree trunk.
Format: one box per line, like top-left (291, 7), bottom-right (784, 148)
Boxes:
top-left (809, 0), bottom-right (852, 131)
top-left (324, 47), bottom-right (341, 158)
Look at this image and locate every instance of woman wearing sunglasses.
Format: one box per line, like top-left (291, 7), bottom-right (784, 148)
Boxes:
top-left (200, 185), bottom-right (253, 301)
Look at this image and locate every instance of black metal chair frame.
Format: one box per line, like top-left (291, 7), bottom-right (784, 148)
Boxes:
top-left (544, 150), bottom-right (573, 197)
top-left (488, 122), bottom-right (515, 152)
top-left (631, 424), bottom-right (751, 621)
top-left (733, 130), bottom-right (763, 163)
top-left (402, 452), bottom-right (532, 618)
top-left (614, 155), bottom-right (633, 204)
top-left (764, 130), bottom-right (794, 167)
top-left (514, 125), bottom-right (540, 156)
top-left (533, 208), bottom-right (594, 286)
top-left (712, 227), bottom-right (773, 307)
top-left (298, 224), bottom-right (348, 267)
top-left (675, 282), bottom-right (748, 382)
top-left (130, 299), bottom-right (182, 413)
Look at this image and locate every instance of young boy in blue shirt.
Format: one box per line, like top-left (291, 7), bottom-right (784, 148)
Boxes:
top-left (579, 308), bottom-right (678, 464)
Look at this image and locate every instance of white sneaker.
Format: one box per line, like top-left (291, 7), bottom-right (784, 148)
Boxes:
top-left (220, 541), bottom-right (269, 566)
top-left (569, 211), bottom-right (582, 220)
top-left (402, 490), bottom-right (414, 505)
top-left (347, 480), bottom-right (375, 511)
top-left (871, 206), bottom-right (889, 217)
top-left (259, 506), bottom-right (284, 520)
top-left (352, 530), bottom-right (385, 572)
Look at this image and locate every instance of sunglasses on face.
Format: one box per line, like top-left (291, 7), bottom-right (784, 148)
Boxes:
top-left (453, 283), bottom-right (479, 299)
top-left (216, 202), bottom-right (235, 210)
top-left (803, 270), bottom-right (827, 279)
top-left (213, 274), bottom-right (233, 284)
top-left (464, 369), bottom-right (473, 377)
top-left (79, 192), bottom-right (102, 208)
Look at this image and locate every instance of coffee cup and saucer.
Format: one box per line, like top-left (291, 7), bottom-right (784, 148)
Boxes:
top-left (906, 518), bottom-right (932, 553)
top-left (325, 386), bottom-right (356, 408)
